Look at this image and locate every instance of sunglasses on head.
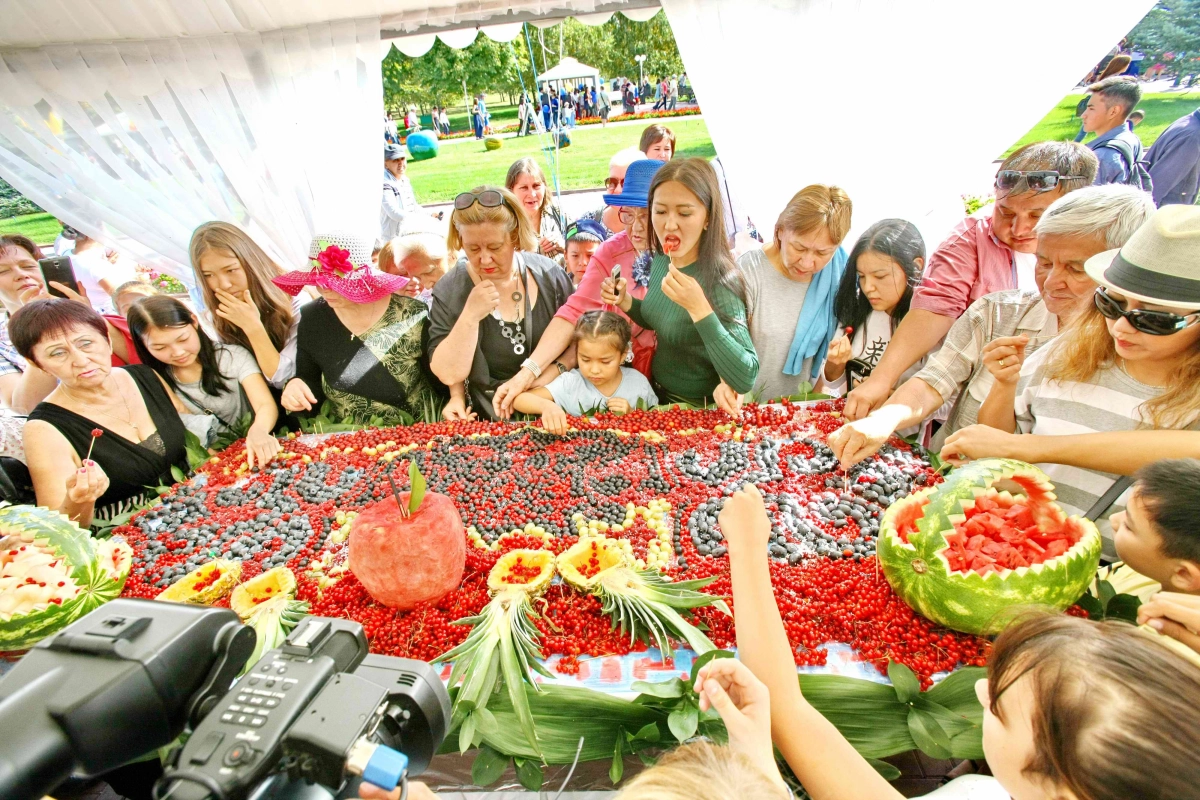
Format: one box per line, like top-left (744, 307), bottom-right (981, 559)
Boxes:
top-left (453, 189), bottom-right (505, 210)
top-left (995, 170), bottom-right (1089, 194)
top-left (1093, 287), bottom-right (1200, 336)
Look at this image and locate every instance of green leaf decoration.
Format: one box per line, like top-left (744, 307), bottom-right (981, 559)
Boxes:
top-left (408, 459), bottom-right (427, 514)
top-left (1075, 592), bottom-right (1104, 620)
top-left (688, 649), bottom-right (735, 690)
top-left (514, 758), bottom-right (544, 791)
top-left (632, 722), bottom-right (661, 744)
top-left (470, 744), bottom-right (507, 787)
top-left (866, 758), bottom-right (902, 782)
top-left (474, 707), bottom-right (499, 735)
top-left (888, 660), bottom-right (920, 705)
top-left (610, 727), bottom-right (626, 785)
top-left (906, 707), bottom-right (953, 760)
top-left (1104, 593), bottom-right (1142, 625)
top-left (459, 710), bottom-right (478, 754)
top-left (631, 678), bottom-right (685, 699)
top-left (667, 702), bottom-right (699, 743)
top-left (183, 429), bottom-right (210, 470)
top-left (170, 465), bottom-right (187, 484)
top-left (1098, 579), bottom-right (1117, 609)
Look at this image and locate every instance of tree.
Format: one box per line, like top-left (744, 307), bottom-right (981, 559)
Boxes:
top-left (383, 33), bottom-right (526, 113)
top-left (607, 11), bottom-right (684, 83)
top-left (1128, 1), bottom-right (1200, 85)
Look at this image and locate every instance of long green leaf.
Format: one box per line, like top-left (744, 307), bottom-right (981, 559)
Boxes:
top-left (888, 660), bottom-right (920, 705)
top-left (907, 708), bottom-right (953, 760)
top-left (499, 615), bottom-right (542, 757)
top-left (471, 744), bottom-right (507, 787)
top-left (866, 758), bottom-right (902, 782)
top-left (407, 459), bottom-right (427, 514)
top-left (610, 728), bottom-right (625, 785)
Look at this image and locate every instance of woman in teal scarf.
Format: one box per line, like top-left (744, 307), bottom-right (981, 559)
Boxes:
top-left (714, 184), bottom-right (853, 415)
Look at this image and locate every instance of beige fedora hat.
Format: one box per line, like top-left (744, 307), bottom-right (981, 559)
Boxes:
top-left (1085, 204), bottom-right (1200, 311)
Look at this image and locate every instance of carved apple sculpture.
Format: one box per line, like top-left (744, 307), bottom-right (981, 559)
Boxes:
top-left (348, 462), bottom-right (465, 610)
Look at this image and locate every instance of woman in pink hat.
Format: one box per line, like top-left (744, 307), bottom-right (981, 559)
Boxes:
top-left (272, 232), bottom-right (444, 425)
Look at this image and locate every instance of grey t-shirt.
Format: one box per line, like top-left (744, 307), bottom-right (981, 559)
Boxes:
top-left (175, 343), bottom-right (261, 430)
top-left (546, 367), bottom-right (658, 414)
top-left (738, 248), bottom-right (813, 401)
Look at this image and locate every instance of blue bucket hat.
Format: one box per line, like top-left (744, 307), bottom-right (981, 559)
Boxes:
top-left (603, 158), bottom-right (664, 208)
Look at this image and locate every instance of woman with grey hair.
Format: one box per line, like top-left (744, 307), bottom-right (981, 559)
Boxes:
top-left (828, 183), bottom-right (1156, 468)
top-left (378, 216), bottom-right (451, 306)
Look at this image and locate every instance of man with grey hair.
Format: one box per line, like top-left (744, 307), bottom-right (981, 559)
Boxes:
top-left (1080, 76), bottom-right (1149, 188)
top-left (845, 141), bottom-right (1098, 419)
top-left (828, 184), bottom-right (1155, 467)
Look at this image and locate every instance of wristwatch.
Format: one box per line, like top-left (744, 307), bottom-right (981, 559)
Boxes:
top-left (554, 361), bottom-right (569, 375)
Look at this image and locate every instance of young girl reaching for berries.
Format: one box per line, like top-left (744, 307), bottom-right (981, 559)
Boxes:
top-left (513, 311), bottom-right (657, 434)
top-left (127, 295), bottom-right (281, 469)
top-left (705, 483), bottom-right (1200, 800)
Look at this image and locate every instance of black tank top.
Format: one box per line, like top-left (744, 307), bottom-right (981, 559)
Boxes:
top-left (28, 364), bottom-right (187, 513)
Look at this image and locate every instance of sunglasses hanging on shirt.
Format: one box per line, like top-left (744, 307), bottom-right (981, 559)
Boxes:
top-left (1093, 287), bottom-right (1200, 336)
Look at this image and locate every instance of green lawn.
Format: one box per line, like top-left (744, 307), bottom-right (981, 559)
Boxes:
top-left (1007, 92), bottom-right (1200, 156)
top-left (408, 117), bottom-right (715, 204)
top-left (0, 212), bottom-right (61, 245)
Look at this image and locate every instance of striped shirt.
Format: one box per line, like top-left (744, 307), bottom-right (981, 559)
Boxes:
top-left (1014, 343), bottom-right (1192, 559)
top-left (915, 290), bottom-right (1057, 449)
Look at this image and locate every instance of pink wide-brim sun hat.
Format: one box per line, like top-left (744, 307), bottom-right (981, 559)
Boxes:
top-left (273, 231), bottom-right (409, 303)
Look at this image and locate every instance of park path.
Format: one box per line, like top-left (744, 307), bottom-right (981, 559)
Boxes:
top-left (432, 102), bottom-right (701, 147)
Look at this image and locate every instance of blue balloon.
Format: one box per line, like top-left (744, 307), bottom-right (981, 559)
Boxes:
top-left (406, 130), bottom-right (439, 161)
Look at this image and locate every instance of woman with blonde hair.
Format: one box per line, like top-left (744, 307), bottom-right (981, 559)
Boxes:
top-left (506, 157), bottom-right (569, 260)
top-left (949, 205), bottom-right (1200, 559)
top-left (427, 186), bottom-right (575, 421)
top-left (714, 184), bottom-right (853, 414)
top-left (188, 221), bottom-right (298, 388)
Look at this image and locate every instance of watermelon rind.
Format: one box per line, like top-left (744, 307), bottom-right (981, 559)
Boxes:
top-left (0, 505), bottom-right (132, 651)
top-left (877, 459), bottom-right (1101, 635)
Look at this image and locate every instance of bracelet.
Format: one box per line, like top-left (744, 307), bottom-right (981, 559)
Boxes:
top-left (554, 361), bottom-right (569, 375)
top-left (520, 358), bottom-right (542, 379)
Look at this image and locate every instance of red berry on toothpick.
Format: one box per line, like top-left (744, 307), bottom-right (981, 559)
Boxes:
top-left (85, 428), bottom-right (103, 462)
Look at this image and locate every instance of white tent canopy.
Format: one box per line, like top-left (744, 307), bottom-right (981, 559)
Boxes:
top-left (0, 0), bottom-right (1157, 298)
top-left (537, 57), bottom-right (600, 85)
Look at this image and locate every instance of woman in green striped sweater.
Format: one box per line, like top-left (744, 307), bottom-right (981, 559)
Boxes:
top-left (601, 158), bottom-right (759, 404)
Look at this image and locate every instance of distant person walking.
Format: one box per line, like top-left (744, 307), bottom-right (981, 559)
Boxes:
top-left (1144, 107), bottom-right (1200, 206)
top-left (1078, 77), bottom-right (1150, 188)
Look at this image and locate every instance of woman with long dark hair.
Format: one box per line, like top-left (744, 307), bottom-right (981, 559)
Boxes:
top-left (127, 295), bottom-right (280, 467)
top-left (601, 158), bottom-right (758, 403)
top-left (189, 221), bottom-right (299, 388)
top-left (823, 219), bottom-right (925, 393)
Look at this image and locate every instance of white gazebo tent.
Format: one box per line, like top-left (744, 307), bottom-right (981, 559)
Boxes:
top-left (0, 0), bottom-right (1156, 298)
top-left (537, 57), bottom-right (601, 89)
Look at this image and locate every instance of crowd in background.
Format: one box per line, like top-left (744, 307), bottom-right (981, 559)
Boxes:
top-left (4, 79), bottom-right (1200, 800)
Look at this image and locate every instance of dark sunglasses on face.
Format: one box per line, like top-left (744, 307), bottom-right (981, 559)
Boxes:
top-left (1093, 287), bottom-right (1200, 336)
top-left (454, 189), bottom-right (505, 210)
top-left (995, 170), bottom-right (1089, 194)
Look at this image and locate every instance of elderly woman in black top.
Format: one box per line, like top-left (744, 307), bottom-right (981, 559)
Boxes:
top-left (428, 186), bottom-right (575, 420)
top-left (274, 232), bottom-right (444, 425)
top-left (14, 299), bottom-right (187, 527)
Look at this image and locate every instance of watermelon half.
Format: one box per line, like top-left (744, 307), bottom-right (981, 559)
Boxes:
top-left (878, 459), bottom-right (1101, 635)
top-left (0, 504), bottom-right (132, 651)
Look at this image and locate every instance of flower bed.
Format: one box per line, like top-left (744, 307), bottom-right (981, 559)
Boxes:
top-left (404, 108), bottom-right (703, 143)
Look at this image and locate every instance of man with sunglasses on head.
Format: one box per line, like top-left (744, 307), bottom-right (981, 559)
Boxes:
top-left (830, 184), bottom-right (1155, 471)
top-left (844, 142), bottom-right (1098, 421)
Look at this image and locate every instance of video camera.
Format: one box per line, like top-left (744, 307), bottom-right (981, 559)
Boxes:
top-left (0, 599), bottom-right (451, 800)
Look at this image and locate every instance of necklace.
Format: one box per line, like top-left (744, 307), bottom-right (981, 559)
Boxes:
top-left (63, 375), bottom-right (141, 440)
top-left (489, 267), bottom-right (528, 355)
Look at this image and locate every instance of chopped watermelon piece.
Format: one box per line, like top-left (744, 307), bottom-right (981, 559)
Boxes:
top-left (940, 492), bottom-right (1079, 575)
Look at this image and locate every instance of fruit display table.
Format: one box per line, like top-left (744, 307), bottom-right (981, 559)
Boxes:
top-left (13, 401), bottom-right (1097, 789)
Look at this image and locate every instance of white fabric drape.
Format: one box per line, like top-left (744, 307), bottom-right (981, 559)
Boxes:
top-left (660, 0), bottom-right (1155, 249)
top-left (0, 17), bottom-right (384, 289)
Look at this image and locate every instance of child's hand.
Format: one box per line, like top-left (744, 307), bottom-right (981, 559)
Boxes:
top-left (1138, 592), bottom-right (1200, 655)
top-left (695, 658), bottom-right (784, 792)
top-left (606, 397), bottom-right (630, 415)
top-left (541, 405), bottom-right (569, 436)
top-left (717, 483), bottom-right (771, 558)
